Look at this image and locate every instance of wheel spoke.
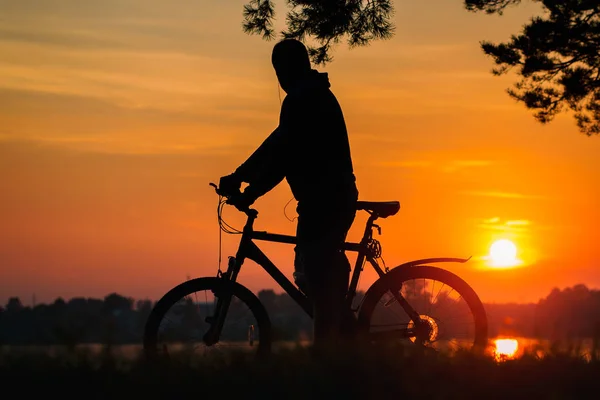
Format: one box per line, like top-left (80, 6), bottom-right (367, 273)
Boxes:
top-left (144, 278), bottom-right (269, 358)
top-left (361, 266), bottom-right (487, 352)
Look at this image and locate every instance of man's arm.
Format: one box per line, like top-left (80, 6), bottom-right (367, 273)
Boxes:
top-left (235, 127), bottom-right (284, 181)
top-left (232, 126), bottom-right (288, 201)
top-left (219, 96), bottom-right (301, 203)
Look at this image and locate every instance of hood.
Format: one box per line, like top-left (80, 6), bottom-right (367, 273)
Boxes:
top-left (287, 69), bottom-right (331, 96)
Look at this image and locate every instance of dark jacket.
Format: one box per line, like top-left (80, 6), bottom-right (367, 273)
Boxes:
top-left (235, 69), bottom-right (358, 214)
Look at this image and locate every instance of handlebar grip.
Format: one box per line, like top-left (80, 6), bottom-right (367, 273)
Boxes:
top-left (210, 181), bottom-right (258, 217)
top-left (209, 182), bottom-right (220, 195)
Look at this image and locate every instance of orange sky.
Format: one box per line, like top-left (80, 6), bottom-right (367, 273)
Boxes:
top-left (1, 0), bottom-right (599, 305)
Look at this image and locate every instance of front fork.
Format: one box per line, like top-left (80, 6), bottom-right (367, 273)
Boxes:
top-left (203, 256), bottom-right (239, 346)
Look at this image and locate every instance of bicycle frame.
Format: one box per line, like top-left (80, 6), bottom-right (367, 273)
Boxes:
top-left (216, 208), bottom-right (384, 316)
top-left (210, 205), bottom-right (470, 339)
top-left (204, 203), bottom-right (473, 345)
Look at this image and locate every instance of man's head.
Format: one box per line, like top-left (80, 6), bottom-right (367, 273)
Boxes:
top-left (272, 39), bottom-right (311, 93)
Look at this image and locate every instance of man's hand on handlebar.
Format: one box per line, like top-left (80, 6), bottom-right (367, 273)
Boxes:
top-left (218, 173), bottom-right (242, 196)
top-left (211, 180), bottom-right (257, 212)
top-left (227, 190), bottom-right (256, 212)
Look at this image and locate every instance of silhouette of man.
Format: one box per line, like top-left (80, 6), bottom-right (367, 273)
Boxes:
top-left (219, 38), bottom-right (358, 348)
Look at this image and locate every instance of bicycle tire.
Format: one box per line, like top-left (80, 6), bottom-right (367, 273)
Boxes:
top-left (358, 265), bottom-right (488, 352)
top-left (144, 277), bottom-right (272, 358)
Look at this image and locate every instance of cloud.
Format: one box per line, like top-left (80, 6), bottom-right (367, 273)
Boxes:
top-left (459, 190), bottom-right (545, 200)
top-left (0, 1), bottom-right (264, 61)
top-left (0, 0), bottom-right (279, 117)
top-left (483, 217), bottom-right (501, 224)
top-left (377, 160), bottom-right (432, 168)
top-left (0, 49), bottom-right (272, 112)
top-left (0, 88), bottom-right (274, 155)
top-left (506, 220), bottom-right (531, 226)
top-left (477, 217), bottom-right (533, 234)
top-left (0, 27), bottom-right (129, 50)
top-left (377, 159), bottom-right (492, 173)
top-left (442, 159), bottom-right (493, 173)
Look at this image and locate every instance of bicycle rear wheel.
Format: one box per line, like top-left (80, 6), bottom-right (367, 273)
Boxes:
top-left (144, 277), bottom-right (272, 359)
top-left (358, 266), bottom-right (488, 352)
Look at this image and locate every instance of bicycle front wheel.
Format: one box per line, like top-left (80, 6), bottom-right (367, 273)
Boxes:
top-left (144, 277), bottom-right (272, 359)
top-left (358, 266), bottom-right (488, 352)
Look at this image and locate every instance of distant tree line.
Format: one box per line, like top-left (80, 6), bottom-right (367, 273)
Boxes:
top-left (0, 293), bottom-right (152, 347)
top-left (0, 290), bottom-right (318, 346)
top-left (1, 284), bottom-right (600, 346)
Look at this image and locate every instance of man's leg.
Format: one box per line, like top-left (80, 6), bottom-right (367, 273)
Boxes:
top-left (294, 204), bottom-right (356, 349)
top-left (307, 249), bottom-right (350, 347)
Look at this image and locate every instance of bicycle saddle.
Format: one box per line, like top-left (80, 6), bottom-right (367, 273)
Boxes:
top-left (356, 201), bottom-right (400, 218)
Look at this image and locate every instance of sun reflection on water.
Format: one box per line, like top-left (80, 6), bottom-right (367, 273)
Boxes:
top-left (494, 338), bottom-right (519, 361)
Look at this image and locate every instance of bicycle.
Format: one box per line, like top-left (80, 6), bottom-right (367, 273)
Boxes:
top-left (143, 183), bottom-right (488, 358)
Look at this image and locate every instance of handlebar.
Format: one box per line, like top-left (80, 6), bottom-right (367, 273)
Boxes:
top-left (210, 182), bottom-right (258, 218)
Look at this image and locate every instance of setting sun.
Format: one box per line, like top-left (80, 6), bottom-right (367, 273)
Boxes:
top-left (489, 239), bottom-right (519, 268)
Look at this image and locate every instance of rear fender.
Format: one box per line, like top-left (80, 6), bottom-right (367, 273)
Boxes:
top-left (391, 256), bottom-right (471, 269)
top-left (359, 256), bottom-right (472, 307)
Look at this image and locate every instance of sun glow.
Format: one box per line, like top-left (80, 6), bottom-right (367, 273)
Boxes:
top-left (489, 239), bottom-right (519, 268)
top-left (494, 338), bottom-right (519, 360)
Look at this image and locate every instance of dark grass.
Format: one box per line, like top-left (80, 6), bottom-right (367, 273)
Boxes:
top-left (1, 343), bottom-right (600, 400)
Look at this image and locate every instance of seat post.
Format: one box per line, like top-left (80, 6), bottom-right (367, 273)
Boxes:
top-left (346, 212), bottom-right (378, 307)
top-left (361, 213), bottom-right (378, 244)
